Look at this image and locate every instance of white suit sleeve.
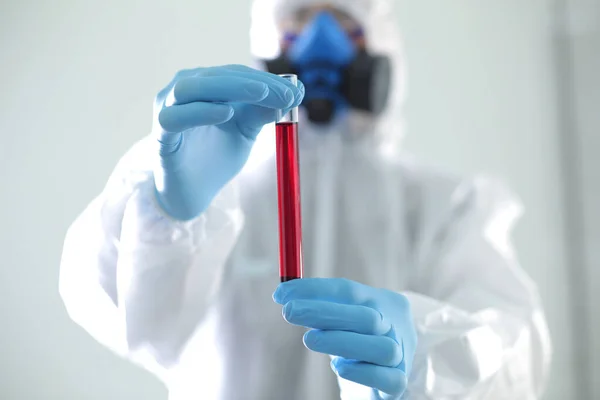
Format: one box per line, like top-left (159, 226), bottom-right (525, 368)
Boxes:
top-left (58, 138), bottom-right (243, 378)
top-left (403, 177), bottom-right (552, 399)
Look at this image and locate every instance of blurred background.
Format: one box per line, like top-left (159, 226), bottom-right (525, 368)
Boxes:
top-left (0, 0), bottom-right (598, 399)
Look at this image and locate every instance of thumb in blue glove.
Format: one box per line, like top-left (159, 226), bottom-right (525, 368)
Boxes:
top-left (273, 278), bottom-right (417, 399)
top-left (152, 65), bottom-right (304, 220)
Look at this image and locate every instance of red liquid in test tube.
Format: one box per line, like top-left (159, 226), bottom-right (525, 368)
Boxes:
top-left (275, 74), bottom-right (303, 282)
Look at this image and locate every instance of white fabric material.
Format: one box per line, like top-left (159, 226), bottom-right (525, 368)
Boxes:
top-left (60, 0), bottom-right (552, 399)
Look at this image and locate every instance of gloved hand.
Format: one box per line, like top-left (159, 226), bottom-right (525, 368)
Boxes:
top-left (273, 278), bottom-right (417, 399)
top-left (152, 65), bottom-right (305, 220)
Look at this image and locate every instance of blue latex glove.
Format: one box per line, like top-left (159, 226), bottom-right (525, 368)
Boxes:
top-left (273, 278), bottom-right (417, 399)
top-left (152, 65), bottom-right (305, 220)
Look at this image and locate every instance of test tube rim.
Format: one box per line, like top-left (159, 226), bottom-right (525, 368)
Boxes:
top-left (278, 73), bottom-right (298, 85)
top-left (276, 74), bottom-right (299, 123)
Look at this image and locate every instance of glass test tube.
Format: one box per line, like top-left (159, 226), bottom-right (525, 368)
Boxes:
top-left (275, 74), bottom-right (303, 282)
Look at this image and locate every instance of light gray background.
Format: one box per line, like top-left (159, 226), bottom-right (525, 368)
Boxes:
top-left (1, 0), bottom-right (597, 399)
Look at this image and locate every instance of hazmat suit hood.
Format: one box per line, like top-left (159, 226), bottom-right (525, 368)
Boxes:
top-left (249, 0), bottom-right (407, 159)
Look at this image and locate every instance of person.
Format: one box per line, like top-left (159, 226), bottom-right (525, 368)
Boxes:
top-left (59, 0), bottom-right (552, 399)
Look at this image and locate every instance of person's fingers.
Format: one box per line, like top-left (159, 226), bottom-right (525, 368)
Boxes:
top-left (211, 65), bottom-right (302, 107)
top-left (217, 103), bottom-right (278, 140)
top-left (303, 329), bottom-right (403, 368)
top-left (330, 357), bottom-right (408, 397)
top-left (168, 75), bottom-right (294, 110)
top-left (158, 103), bottom-right (234, 144)
top-left (219, 78), bottom-right (301, 139)
top-left (282, 300), bottom-right (391, 336)
top-left (221, 64), bottom-right (302, 94)
top-left (279, 79), bottom-right (305, 112)
top-left (167, 76), bottom-right (269, 106)
top-left (273, 278), bottom-right (374, 306)
top-left (155, 65), bottom-right (305, 143)
top-left (155, 68), bottom-right (202, 103)
top-left (156, 65), bottom-right (304, 107)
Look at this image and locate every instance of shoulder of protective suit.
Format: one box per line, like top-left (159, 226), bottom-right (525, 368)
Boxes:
top-left (397, 156), bottom-right (523, 227)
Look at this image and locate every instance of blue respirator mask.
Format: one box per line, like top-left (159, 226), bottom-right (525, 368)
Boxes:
top-left (264, 11), bottom-right (391, 124)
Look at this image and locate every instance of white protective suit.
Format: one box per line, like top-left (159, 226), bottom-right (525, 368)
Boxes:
top-left (59, 0), bottom-right (552, 399)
